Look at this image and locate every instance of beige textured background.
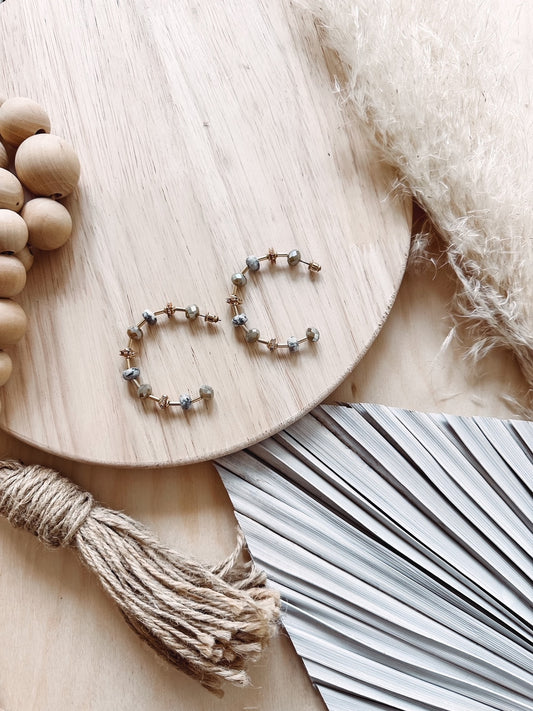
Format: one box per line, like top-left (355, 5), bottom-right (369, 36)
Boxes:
top-left (0, 0), bottom-right (530, 710)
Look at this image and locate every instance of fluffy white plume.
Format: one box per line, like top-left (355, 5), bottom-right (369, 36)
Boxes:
top-left (301, 0), bottom-right (533, 393)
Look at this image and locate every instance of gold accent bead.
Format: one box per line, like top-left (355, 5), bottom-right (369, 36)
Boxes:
top-left (158, 395), bottom-right (170, 409)
top-left (267, 247), bottom-right (277, 264)
top-left (308, 261), bottom-right (321, 273)
top-left (119, 347), bottom-right (136, 358)
top-left (204, 312), bottom-right (220, 323)
top-left (164, 302), bottom-right (175, 317)
top-left (226, 295), bottom-right (242, 305)
top-left (267, 338), bottom-right (278, 351)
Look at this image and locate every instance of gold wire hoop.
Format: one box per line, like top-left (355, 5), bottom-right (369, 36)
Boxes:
top-left (119, 302), bottom-right (219, 410)
top-left (228, 248), bottom-right (321, 352)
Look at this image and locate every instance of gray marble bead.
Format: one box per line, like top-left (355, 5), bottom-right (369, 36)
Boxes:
top-left (179, 394), bottom-right (192, 410)
top-left (122, 367), bottom-right (140, 380)
top-left (287, 336), bottom-right (300, 352)
top-left (137, 383), bottom-right (152, 398)
top-left (245, 327), bottom-right (260, 343)
top-left (127, 326), bottom-right (143, 340)
top-left (306, 327), bottom-right (320, 342)
top-left (246, 255), bottom-right (260, 272)
top-left (142, 310), bottom-right (157, 325)
top-left (199, 384), bottom-right (214, 400)
top-left (185, 304), bottom-right (199, 320)
top-left (231, 272), bottom-right (247, 286)
top-left (232, 313), bottom-right (248, 326)
top-left (287, 249), bottom-right (301, 266)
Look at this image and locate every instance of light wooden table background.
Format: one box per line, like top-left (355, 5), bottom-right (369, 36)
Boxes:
top-left (0, 1), bottom-right (531, 710)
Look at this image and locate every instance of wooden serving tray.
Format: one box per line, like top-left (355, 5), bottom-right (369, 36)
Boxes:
top-left (0, 0), bottom-right (410, 466)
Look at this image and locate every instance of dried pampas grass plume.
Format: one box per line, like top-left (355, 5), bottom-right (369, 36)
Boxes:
top-left (301, 0), bottom-right (533, 395)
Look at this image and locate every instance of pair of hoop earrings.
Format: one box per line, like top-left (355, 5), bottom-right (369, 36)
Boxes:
top-left (119, 248), bottom-right (321, 411)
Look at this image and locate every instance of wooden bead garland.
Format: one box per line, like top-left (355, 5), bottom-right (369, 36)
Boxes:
top-left (0, 168), bottom-right (24, 211)
top-left (0, 209), bottom-right (28, 253)
top-left (0, 255), bottom-right (26, 297)
top-left (0, 97), bottom-right (51, 146)
top-left (0, 96), bottom-right (80, 401)
top-left (0, 142), bottom-right (10, 170)
top-left (0, 298), bottom-right (28, 346)
top-left (15, 133), bottom-right (81, 199)
top-left (0, 350), bottom-right (12, 386)
top-left (21, 197), bottom-right (73, 250)
top-left (15, 245), bottom-right (34, 272)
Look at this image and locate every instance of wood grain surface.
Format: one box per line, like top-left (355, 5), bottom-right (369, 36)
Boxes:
top-left (1, 1), bottom-right (531, 710)
top-left (0, 0), bottom-right (410, 466)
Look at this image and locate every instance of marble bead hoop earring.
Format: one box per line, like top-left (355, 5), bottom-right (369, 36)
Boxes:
top-left (120, 302), bottom-right (219, 410)
top-left (228, 247), bottom-right (321, 352)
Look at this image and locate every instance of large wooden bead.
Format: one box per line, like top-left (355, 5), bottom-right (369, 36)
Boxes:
top-left (0, 168), bottom-right (24, 212)
top-left (21, 197), bottom-right (72, 250)
top-left (0, 350), bottom-right (13, 387)
top-left (15, 134), bottom-right (80, 199)
top-left (0, 210), bottom-right (28, 253)
top-left (0, 255), bottom-right (26, 297)
top-left (0, 97), bottom-right (51, 147)
top-left (15, 245), bottom-right (34, 271)
top-left (0, 141), bottom-right (8, 170)
top-left (0, 298), bottom-right (27, 346)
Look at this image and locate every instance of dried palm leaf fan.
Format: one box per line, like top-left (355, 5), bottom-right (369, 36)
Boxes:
top-left (216, 403), bottom-right (533, 711)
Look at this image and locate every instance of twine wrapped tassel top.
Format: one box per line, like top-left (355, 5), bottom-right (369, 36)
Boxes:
top-left (0, 460), bottom-right (280, 695)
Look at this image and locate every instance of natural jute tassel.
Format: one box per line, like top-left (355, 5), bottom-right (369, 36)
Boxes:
top-left (0, 460), bottom-right (280, 695)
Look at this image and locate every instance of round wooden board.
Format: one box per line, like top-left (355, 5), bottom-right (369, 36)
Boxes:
top-left (0, 0), bottom-right (410, 466)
